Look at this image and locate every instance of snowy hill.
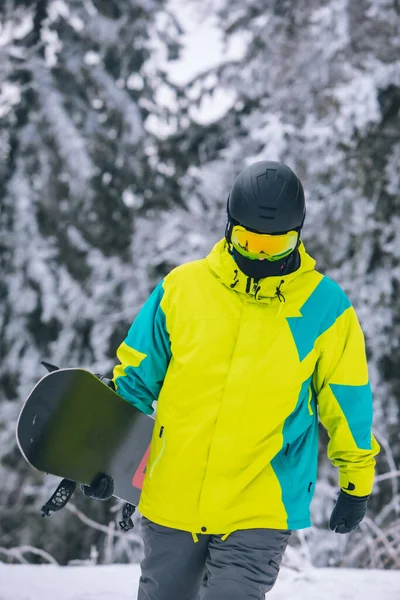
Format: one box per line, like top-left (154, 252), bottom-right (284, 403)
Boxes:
top-left (1, 564), bottom-right (400, 600)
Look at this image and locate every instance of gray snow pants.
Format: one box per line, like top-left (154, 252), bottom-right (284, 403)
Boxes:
top-left (137, 517), bottom-right (291, 600)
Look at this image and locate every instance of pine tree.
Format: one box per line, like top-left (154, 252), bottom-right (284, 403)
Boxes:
top-left (0, 0), bottom-right (182, 563)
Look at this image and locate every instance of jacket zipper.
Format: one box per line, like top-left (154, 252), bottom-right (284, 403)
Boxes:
top-left (307, 388), bottom-right (314, 415)
top-left (149, 426), bottom-right (166, 479)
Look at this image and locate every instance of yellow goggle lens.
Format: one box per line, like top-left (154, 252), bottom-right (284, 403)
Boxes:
top-left (231, 226), bottom-right (298, 261)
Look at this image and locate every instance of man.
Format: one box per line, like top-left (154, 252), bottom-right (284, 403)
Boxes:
top-left (91, 162), bottom-right (380, 599)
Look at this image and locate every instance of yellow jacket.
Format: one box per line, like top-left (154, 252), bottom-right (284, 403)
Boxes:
top-left (113, 239), bottom-right (379, 533)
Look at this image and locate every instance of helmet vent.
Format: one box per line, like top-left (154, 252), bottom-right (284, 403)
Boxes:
top-left (266, 169), bottom-right (278, 181)
top-left (259, 205), bottom-right (277, 220)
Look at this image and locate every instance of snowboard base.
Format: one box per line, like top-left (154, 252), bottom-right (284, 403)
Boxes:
top-left (17, 368), bottom-right (155, 506)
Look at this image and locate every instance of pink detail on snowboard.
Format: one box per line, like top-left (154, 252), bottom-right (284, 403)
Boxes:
top-left (132, 445), bottom-right (150, 489)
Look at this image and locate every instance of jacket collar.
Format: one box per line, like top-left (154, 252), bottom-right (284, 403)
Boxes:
top-left (206, 239), bottom-right (316, 305)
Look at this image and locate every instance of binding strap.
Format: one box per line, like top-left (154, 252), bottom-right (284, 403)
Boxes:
top-left (41, 479), bottom-right (136, 534)
top-left (119, 503), bottom-right (136, 531)
top-left (41, 479), bottom-right (76, 517)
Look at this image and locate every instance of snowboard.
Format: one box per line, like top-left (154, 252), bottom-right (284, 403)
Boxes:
top-left (16, 368), bottom-right (155, 506)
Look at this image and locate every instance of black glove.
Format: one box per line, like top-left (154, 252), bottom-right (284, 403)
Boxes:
top-left (329, 490), bottom-right (369, 533)
top-left (81, 473), bottom-right (114, 501)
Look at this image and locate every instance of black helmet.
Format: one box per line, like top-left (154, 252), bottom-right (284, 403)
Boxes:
top-left (226, 161), bottom-right (305, 240)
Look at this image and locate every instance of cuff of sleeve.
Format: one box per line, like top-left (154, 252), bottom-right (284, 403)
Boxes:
top-left (339, 468), bottom-right (375, 497)
top-left (114, 383), bottom-right (154, 415)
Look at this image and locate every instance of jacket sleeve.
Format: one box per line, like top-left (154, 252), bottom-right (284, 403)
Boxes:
top-left (112, 280), bottom-right (172, 415)
top-left (313, 296), bottom-right (380, 497)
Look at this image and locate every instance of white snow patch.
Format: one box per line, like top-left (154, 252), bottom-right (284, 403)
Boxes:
top-left (47, 0), bottom-right (70, 21)
top-left (69, 15), bottom-right (85, 32)
top-left (189, 88), bottom-right (237, 125)
top-left (145, 113), bottom-right (178, 139)
top-left (84, 51), bottom-right (101, 66)
top-left (1, 564), bottom-right (400, 600)
top-left (333, 72), bottom-right (381, 139)
top-left (153, 81), bottom-right (176, 111)
top-left (0, 13), bottom-right (33, 47)
top-left (247, 113), bottom-right (294, 163)
top-left (66, 225), bottom-right (91, 252)
top-left (122, 189), bottom-right (143, 209)
top-left (0, 82), bottom-right (21, 118)
top-left (385, 143), bottom-right (400, 197)
top-left (102, 172), bottom-right (112, 185)
top-left (162, 6), bottom-right (246, 86)
top-left (92, 98), bottom-right (103, 109)
top-left (144, 0), bottom-right (247, 128)
top-left (127, 74), bottom-right (144, 91)
top-left (41, 27), bottom-right (62, 68)
top-left (310, 0), bottom-right (349, 56)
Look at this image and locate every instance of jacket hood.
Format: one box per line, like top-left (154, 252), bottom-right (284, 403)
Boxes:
top-left (206, 238), bottom-right (316, 305)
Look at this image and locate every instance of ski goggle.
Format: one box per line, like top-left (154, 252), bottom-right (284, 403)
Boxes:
top-left (231, 225), bottom-right (299, 261)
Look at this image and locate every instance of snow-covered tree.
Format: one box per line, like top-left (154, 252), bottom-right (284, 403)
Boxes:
top-left (0, 0), bottom-right (182, 563)
top-left (1, 0), bottom-right (399, 567)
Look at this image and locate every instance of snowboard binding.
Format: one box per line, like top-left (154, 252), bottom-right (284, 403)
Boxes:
top-left (41, 477), bottom-right (135, 531)
top-left (41, 479), bottom-right (77, 517)
top-left (119, 502), bottom-right (136, 531)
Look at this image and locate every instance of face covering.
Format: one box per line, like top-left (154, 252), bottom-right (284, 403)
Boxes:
top-left (231, 246), bottom-right (300, 279)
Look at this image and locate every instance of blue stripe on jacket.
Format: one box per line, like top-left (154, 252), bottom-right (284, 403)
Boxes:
top-left (271, 376), bottom-right (319, 528)
top-left (286, 276), bottom-right (351, 362)
top-left (114, 280), bottom-right (172, 413)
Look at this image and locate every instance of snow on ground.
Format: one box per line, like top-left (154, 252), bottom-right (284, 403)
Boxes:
top-left (1, 564), bottom-right (400, 600)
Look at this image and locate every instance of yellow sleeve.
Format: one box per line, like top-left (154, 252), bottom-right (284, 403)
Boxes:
top-left (313, 304), bottom-right (380, 496)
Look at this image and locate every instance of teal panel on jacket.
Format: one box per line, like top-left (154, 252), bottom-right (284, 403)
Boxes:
top-left (271, 376), bottom-right (319, 528)
top-left (287, 276), bottom-right (351, 362)
top-left (329, 383), bottom-right (373, 450)
top-left (115, 377), bottom-right (155, 414)
top-left (115, 281), bottom-right (172, 406)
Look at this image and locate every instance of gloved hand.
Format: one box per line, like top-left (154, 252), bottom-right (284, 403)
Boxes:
top-left (81, 473), bottom-right (114, 501)
top-left (329, 490), bottom-right (369, 533)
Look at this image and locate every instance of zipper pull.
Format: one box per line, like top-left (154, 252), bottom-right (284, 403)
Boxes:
top-left (159, 426), bottom-right (164, 438)
top-left (253, 280), bottom-right (261, 299)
